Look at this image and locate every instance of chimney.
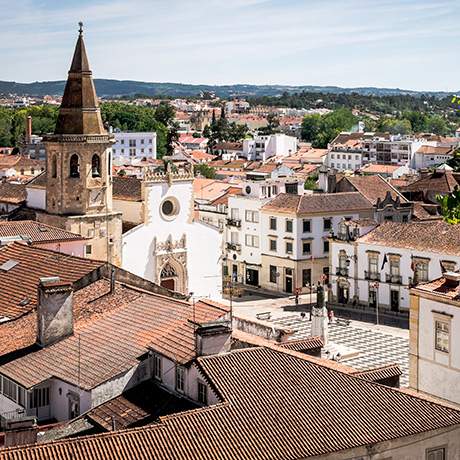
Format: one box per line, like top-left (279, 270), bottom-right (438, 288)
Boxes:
top-left (4, 417), bottom-right (38, 448)
top-left (311, 282), bottom-right (328, 346)
top-left (37, 277), bottom-right (73, 347)
top-left (444, 272), bottom-right (460, 288)
top-left (195, 319), bottom-right (232, 356)
top-left (25, 116), bottom-right (32, 144)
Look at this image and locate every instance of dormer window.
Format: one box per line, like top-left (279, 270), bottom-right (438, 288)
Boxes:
top-left (91, 154), bottom-right (101, 178)
top-left (70, 154), bottom-right (80, 178)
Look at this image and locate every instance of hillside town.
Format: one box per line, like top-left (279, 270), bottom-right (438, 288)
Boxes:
top-left (0, 14), bottom-right (460, 460)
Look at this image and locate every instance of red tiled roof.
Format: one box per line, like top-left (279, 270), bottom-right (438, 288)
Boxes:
top-left (352, 363), bottom-right (402, 382)
top-left (358, 221), bottom-right (460, 256)
top-left (262, 192), bottom-right (372, 215)
top-left (412, 276), bottom-right (460, 303)
top-left (338, 175), bottom-right (408, 205)
top-left (0, 220), bottom-right (85, 244)
top-left (112, 176), bottom-right (142, 201)
top-left (0, 182), bottom-right (26, 204)
top-left (3, 346), bottom-right (460, 460)
top-left (0, 243), bottom-right (103, 321)
top-left (0, 287), bottom-right (228, 389)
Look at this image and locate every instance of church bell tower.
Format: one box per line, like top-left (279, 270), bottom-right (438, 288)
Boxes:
top-left (44, 22), bottom-right (113, 215)
top-left (40, 23), bottom-right (122, 265)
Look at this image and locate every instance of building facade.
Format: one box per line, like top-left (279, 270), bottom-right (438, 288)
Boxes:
top-left (410, 272), bottom-right (460, 407)
top-left (112, 131), bottom-right (157, 162)
top-left (330, 221), bottom-right (460, 322)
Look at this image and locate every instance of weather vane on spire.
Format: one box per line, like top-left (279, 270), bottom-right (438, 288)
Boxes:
top-left (78, 21), bottom-right (83, 35)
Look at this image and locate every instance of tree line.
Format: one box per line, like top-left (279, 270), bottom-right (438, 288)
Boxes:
top-left (0, 102), bottom-right (179, 158)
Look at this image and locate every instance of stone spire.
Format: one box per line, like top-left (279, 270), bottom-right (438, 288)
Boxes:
top-left (54, 23), bottom-right (106, 136)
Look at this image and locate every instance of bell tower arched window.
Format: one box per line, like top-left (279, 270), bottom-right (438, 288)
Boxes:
top-left (91, 154), bottom-right (101, 178)
top-left (70, 154), bottom-right (80, 178)
top-left (51, 155), bottom-right (57, 178)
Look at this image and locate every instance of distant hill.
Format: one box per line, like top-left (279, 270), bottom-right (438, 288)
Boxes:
top-left (0, 79), bottom-right (454, 99)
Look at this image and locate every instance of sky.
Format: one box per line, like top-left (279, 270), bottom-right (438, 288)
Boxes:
top-left (1, 0), bottom-right (459, 91)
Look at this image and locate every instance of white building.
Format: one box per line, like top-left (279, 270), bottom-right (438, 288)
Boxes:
top-left (410, 272), bottom-right (460, 406)
top-left (242, 134), bottom-right (298, 162)
top-left (224, 179), bottom-right (303, 287)
top-left (122, 165), bottom-right (223, 299)
top-left (259, 192), bottom-right (373, 294)
top-left (413, 145), bottom-right (454, 170)
top-left (327, 132), bottom-right (430, 172)
top-left (112, 131), bottom-right (157, 163)
top-left (330, 220), bottom-right (460, 322)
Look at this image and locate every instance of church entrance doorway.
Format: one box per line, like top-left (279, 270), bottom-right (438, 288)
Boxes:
top-left (246, 268), bottom-right (259, 286)
top-left (161, 278), bottom-right (175, 291)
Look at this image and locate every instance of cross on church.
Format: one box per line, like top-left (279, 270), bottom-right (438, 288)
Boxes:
top-left (78, 21), bottom-right (83, 35)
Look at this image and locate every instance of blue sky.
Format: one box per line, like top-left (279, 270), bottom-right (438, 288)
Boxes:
top-left (1, 0), bottom-right (459, 91)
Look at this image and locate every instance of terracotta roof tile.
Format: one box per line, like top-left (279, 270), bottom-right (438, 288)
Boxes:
top-left (112, 176), bottom-right (142, 202)
top-left (358, 221), bottom-right (460, 256)
top-left (262, 192), bottom-right (372, 215)
top-left (0, 220), bottom-right (85, 244)
top-left (3, 346), bottom-right (460, 459)
top-left (0, 287), bottom-right (228, 389)
top-left (0, 242), bottom-right (103, 321)
top-left (0, 182), bottom-right (26, 204)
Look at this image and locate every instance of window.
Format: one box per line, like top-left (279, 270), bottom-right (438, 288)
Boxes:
top-left (153, 354), bottom-right (162, 380)
top-left (245, 234), bottom-right (259, 248)
top-left (323, 241), bottom-right (329, 253)
top-left (176, 366), bottom-right (185, 392)
top-left (302, 269), bottom-right (311, 287)
top-left (2, 377), bottom-right (17, 401)
top-left (269, 217), bottom-right (277, 230)
top-left (230, 232), bottom-right (239, 244)
top-left (129, 139), bottom-right (136, 147)
top-left (69, 154), bottom-right (80, 178)
top-left (390, 258), bottom-right (400, 276)
top-left (91, 154), bottom-right (101, 177)
top-left (29, 387), bottom-right (50, 408)
top-left (323, 218), bottom-right (332, 231)
top-left (369, 256), bottom-right (378, 275)
top-left (285, 219), bottom-right (293, 233)
top-left (302, 219), bottom-right (311, 233)
top-left (435, 321), bottom-right (449, 353)
top-left (245, 210), bottom-right (259, 223)
top-left (51, 155), bottom-right (57, 178)
top-left (302, 241), bottom-right (311, 255)
top-left (198, 381), bottom-right (208, 404)
top-left (129, 148), bottom-right (136, 157)
top-left (269, 265), bottom-right (277, 283)
top-left (230, 208), bottom-right (239, 219)
top-left (121, 139), bottom-right (125, 144)
top-left (85, 245), bottom-right (92, 255)
top-left (269, 239), bottom-right (277, 251)
top-left (141, 139), bottom-right (144, 145)
top-left (416, 261), bottom-right (429, 282)
top-left (286, 241), bottom-right (293, 254)
top-left (426, 447), bottom-right (446, 460)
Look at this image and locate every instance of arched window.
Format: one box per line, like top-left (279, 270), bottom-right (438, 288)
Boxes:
top-left (70, 154), bottom-right (80, 178)
top-left (91, 154), bottom-right (101, 178)
top-left (51, 155), bottom-right (57, 178)
top-left (161, 263), bottom-right (177, 279)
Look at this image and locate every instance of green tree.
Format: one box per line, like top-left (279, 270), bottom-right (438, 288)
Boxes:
top-left (377, 117), bottom-right (412, 134)
top-left (301, 108), bottom-right (356, 148)
top-left (194, 163), bottom-right (216, 179)
top-left (437, 189), bottom-right (460, 224)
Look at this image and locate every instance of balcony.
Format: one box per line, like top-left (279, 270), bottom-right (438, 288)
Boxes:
top-left (226, 218), bottom-right (241, 228)
top-left (364, 270), bottom-right (380, 281)
top-left (336, 267), bottom-right (349, 277)
top-left (226, 242), bottom-right (241, 252)
top-left (385, 273), bottom-right (402, 284)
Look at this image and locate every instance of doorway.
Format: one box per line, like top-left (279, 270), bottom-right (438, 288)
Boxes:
top-left (338, 284), bottom-right (349, 304)
top-left (161, 278), bottom-right (175, 290)
top-left (390, 290), bottom-right (399, 312)
top-left (285, 276), bottom-right (293, 293)
top-left (246, 268), bottom-right (259, 286)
